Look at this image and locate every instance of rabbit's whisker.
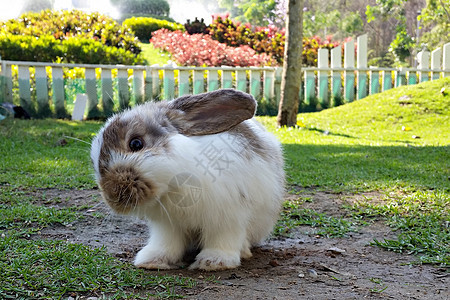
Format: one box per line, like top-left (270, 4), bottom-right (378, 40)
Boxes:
top-left (156, 197), bottom-right (174, 228)
top-left (63, 135), bottom-right (92, 146)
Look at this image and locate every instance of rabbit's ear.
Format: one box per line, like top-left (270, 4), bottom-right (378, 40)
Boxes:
top-left (167, 89), bottom-right (257, 136)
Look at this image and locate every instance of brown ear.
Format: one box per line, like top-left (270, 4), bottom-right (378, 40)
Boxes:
top-left (167, 89), bottom-right (257, 136)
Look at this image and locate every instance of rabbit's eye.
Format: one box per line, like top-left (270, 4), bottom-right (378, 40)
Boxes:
top-left (129, 138), bottom-right (144, 152)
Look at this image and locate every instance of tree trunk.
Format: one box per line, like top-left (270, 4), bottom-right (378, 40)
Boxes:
top-left (277, 0), bottom-right (303, 127)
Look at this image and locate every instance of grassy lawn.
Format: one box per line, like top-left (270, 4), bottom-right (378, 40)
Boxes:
top-left (0, 77), bottom-right (449, 298)
top-left (139, 42), bottom-right (172, 66)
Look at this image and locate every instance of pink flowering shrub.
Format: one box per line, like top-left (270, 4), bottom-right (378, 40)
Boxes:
top-left (150, 29), bottom-right (275, 67)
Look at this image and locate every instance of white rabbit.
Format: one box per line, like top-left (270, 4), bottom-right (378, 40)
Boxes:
top-left (90, 89), bottom-right (285, 271)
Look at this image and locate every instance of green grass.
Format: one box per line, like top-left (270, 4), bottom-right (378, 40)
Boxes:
top-left (350, 190), bottom-right (449, 265)
top-left (0, 119), bottom-right (101, 189)
top-left (0, 237), bottom-right (195, 299)
top-left (139, 42), bottom-right (172, 66)
top-left (274, 198), bottom-right (361, 237)
top-left (268, 78), bottom-right (449, 266)
top-left (0, 78), bottom-right (449, 298)
top-left (260, 78), bottom-right (450, 192)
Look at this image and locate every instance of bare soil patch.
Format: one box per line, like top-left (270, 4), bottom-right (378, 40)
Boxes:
top-left (31, 188), bottom-right (449, 299)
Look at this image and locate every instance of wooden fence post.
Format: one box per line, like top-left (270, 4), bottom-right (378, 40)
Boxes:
top-left (418, 50), bottom-right (430, 82)
top-left (178, 69), bottom-right (190, 96)
top-left (1, 61), bottom-right (13, 103)
top-left (330, 45), bottom-right (342, 106)
top-left (133, 69), bottom-right (145, 105)
top-left (263, 67), bottom-right (275, 102)
top-left (444, 43), bottom-right (450, 77)
top-left (395, 68), bottom-right (407, 87)
top-left (369, 67), bottom-right (380, 95)
top-left (0, 59), bottom-right (3, 103)
top-left (304, 69), bottom-right (315, 106)
top-left (35, 66), bottom-right (51, 117)
top-left (144, 67), bottom-right (152, 101)
top-left (150, 66), bottom-right (160, 100)
top-left (357, 34), bottom-right (368, 100)
top-left (317, 48), bottom-right (329, 107)
top-left (274, 67), bottom-right (282, 106)
top-left (382, 70), bottom-right (392, 91)
top-left (163, 68), bottom-right (175, 100)
top-left (344, 39), bottom-right (355, 102)
top-left (52, 66), bottom-right (66, 118)
top-left (18, 65), bottom-right (34, 116)
top-left (221, 66), bottom-right (233, 89)
top-left (207, 70), bottom-right (219, 92)
top-left (101, 68), bottom-right (114, 117)
top-left (85, 68), bottom-right (100, 118)
top-left (193, 70), bottom-right (204, 94)
top-left (407, 70), bottom-right (417, 85)
top-left (118, 68), bottom-right (130, 109)
top-left (431, 48), bottom-right (442, 80)
top-left (249, 67), bottom-right (261, 99)
top-left (236, 68), bottom-right (247, 92)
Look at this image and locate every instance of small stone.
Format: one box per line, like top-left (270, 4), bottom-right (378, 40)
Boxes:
top-left (198, 275), bottom-right (204, 279)
top-left (56, 138), bottom-right (68, 146)
top-left (327, 247), bottom-right (346, 254)
top-left (399, 95), bottom-right (411, 101)
top-left (298, 273), bottom-right (305, 278)
top-left (307, 269), bottom-right (318, 278)
top-left (269, 259), bottom-right (279, 267)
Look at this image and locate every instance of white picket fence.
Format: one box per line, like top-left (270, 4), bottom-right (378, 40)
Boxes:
top-left (0, 34), bottom-right (449, 119)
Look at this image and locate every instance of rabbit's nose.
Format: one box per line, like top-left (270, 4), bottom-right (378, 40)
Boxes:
top-left (99, 165), bottom-right (156, 214)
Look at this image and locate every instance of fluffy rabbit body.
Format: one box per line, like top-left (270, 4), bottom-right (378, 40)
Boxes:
top-left (91, 89), bottom-right (284, 270)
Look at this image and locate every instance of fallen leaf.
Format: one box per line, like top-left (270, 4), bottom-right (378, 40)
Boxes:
top-left (296, 120), bottom-right (306, 127)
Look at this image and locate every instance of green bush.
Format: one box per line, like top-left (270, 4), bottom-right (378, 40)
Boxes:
top-left (207, 16), bottom-right (340, 66)
top-left (123, 17), bottom-right (184, 42)
top-left (0, 10), bottom-right (143, 64)
top-left (208, 16), bottom-right (285, 64)
top-left (60, 37), bottom-right (143, 65)
top-left (0, 33), bottom-right (143, 65)
top-left (119, 13), bottom-right (176, 23)
top-left (0, 34), bottom-right (62, 62)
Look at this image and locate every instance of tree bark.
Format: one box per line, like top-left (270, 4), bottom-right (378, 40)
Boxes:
top-left (277, 0), bottom-right (303, 127)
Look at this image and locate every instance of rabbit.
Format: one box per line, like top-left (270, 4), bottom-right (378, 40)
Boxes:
top-left (90, 89), bottom-right (285, 271)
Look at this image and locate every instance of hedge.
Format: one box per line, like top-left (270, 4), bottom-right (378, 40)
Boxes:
top-left (0, 10), bottom-right (143, 64)
top-left (123, 17), bottom-right (184, 42)
top-left (0, 33), bottom-right (144, 65)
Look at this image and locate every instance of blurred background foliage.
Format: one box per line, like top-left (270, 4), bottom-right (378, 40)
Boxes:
top-left (0, 0), bottom-right (448, 67)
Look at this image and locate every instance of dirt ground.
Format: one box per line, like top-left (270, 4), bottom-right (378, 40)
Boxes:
top-left (31, 188), bottom-right (449, 300)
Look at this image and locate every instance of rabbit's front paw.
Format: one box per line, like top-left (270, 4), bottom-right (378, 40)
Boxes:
top-left (135, 255), bottom-right (176, 270)
top-left (134, 247), bottom-right (178, 270)
top-left (135, 260), bottom-right (174, 270)
top-left (189, 249), bottom-right (240, 271)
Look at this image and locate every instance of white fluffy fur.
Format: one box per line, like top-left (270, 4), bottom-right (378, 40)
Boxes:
top-left (92, 114), bottom-right (284, 271)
